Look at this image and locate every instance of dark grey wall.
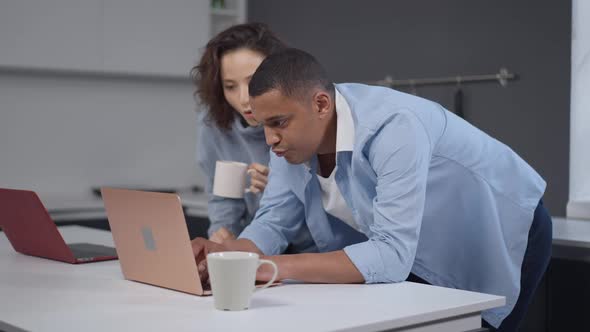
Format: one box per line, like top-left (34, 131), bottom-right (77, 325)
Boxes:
top-left (248, 0), bottom-right (571, 216)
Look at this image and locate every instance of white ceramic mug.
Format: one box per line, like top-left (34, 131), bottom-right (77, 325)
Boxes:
top-left (212, 161), bottom-right (250, 199)
top-left (206, 251), bottom-right (278, 311)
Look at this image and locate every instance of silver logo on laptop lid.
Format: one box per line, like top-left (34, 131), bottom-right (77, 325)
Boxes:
top-left (141, 226), bottom-right (157, 251)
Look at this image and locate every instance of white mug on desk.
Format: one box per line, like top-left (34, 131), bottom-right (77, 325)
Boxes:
top-left (213, 161), bottom-right (250, 199)
top-left (207, 251), bottom-right (278, 311)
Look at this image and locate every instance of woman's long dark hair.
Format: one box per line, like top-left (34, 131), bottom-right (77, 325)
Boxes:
top-left (191, 23), bottom-right (286, 130)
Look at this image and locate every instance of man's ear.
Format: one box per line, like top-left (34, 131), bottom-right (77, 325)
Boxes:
top-left (313, 90), bottom-right (333, 119)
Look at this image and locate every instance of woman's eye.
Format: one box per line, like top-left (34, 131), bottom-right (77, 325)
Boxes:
top-left (224, 85), bottom-right (235, 91)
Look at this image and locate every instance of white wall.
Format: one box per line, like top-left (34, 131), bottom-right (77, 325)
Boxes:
top-left (0, 0), bottom-right (209, 76)
top-left (0, 0), bottom-right (210, 197)
top-left (568, 0), bottom-right (590, 218)
top-left (0, 74), bottom-right (203, 196)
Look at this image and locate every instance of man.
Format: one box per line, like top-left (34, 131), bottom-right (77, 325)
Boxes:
top-left (192, 48), bottom-right (552, 331)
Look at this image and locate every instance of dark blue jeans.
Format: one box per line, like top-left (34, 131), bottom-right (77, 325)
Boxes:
top-left (408, 200), bottom-right (553, 332)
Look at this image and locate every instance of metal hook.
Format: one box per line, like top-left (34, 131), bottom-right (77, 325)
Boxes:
top-left (498, 68), bottom-right (509, 87)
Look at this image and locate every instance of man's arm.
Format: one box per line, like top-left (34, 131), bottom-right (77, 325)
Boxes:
top-left (342, 111), bottom-right (432, 283)
top-left (237, 153), bottom-right (307, 255)
top-left (258, 251), bottom-right (365, 283)
top-left (191, 237), bottom-right (364, 283)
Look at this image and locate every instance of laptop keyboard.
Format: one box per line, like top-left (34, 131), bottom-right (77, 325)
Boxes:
top-left (68, 243), bottom-right (117, 259)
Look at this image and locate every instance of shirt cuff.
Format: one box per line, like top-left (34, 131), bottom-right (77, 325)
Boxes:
top-left (238, 221), bottom-right (284, 256)
top-left (344, 240), bottom-right (385, 284)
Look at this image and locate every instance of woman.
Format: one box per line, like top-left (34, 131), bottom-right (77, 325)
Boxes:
top-left (192, 23), bottom-right (314, 250)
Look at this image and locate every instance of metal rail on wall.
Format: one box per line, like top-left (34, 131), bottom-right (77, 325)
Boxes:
top-left (366, 68), bottom-right (518, 88)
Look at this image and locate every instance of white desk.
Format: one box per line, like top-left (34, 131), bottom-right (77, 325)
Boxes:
top-left (552, 217), bottom-right (590, 249)
top-left (552, 217), bottom-right (590, 262)
top-left (0, 226), bottom-right (504, 332)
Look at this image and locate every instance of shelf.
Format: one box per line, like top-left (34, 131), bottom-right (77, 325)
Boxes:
top-left (0, 65), bottom-right (192, 82)
top-left (211, 8), bottom-right (239, 17)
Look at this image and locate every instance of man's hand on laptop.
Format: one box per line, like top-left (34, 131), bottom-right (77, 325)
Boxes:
top-left (191, 238), bottom-right (226, 283)
top-left (191, 237), bottom-right (266, 284)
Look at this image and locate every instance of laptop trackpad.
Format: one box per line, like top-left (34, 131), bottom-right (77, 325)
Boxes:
top-left (68, 243), bottom-right (117, 259)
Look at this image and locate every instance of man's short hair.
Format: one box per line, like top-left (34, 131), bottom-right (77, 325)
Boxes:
top-left (249, 48), bottom-right (334, 100)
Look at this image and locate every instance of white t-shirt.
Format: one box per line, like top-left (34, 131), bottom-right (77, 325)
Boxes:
top-left (316, 89), bottom-right (359, 231)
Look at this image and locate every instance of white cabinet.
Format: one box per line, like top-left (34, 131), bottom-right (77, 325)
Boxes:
top-left (102, 0), bottom-right (210, 76)
top-left (0, 0), bottom-right (224, 77)
top-left (0, 0), bottom-right (103, 72)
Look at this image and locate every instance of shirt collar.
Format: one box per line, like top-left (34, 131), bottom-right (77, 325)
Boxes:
top-left (335, 88), bottom-right (355, 152)
top-left (303, 88), bottom-right (354, 172)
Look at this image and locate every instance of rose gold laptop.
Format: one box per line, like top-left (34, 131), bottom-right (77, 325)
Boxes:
top-left (101, 187), bottom-right (212, 296)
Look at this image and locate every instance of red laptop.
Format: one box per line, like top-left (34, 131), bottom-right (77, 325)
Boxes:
top-left (0, 188), bottom-right (117, 264)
